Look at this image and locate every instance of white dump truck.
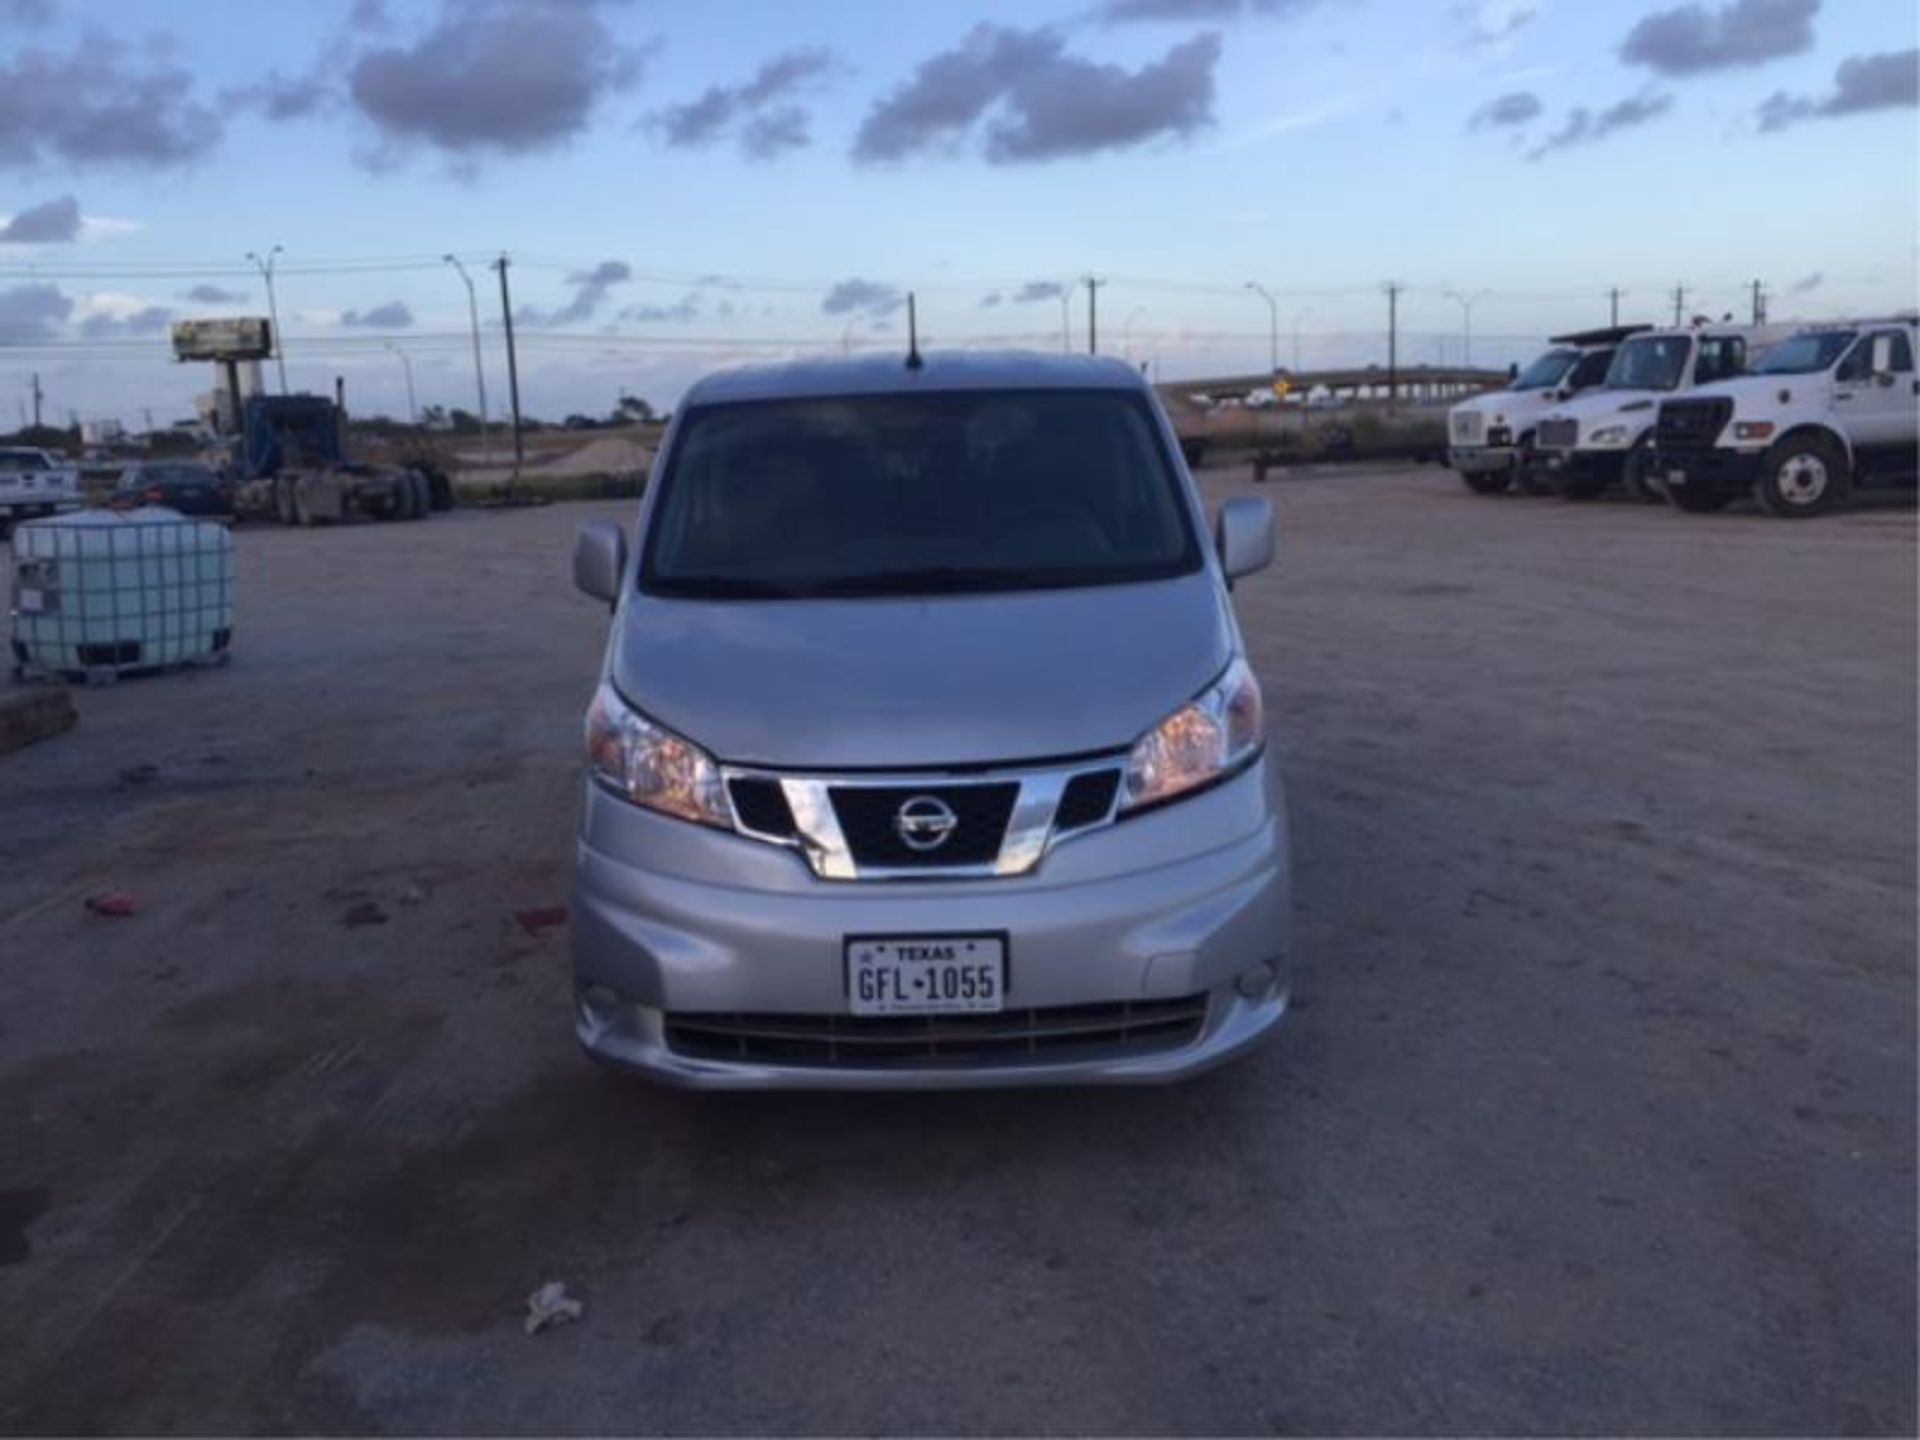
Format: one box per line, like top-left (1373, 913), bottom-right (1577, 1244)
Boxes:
top-left (1446, 326), bottom-right (1642, 495)
top-left (1649, 316), bottom-right (1918, 518)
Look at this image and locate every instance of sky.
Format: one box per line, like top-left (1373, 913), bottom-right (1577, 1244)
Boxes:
top-left (0, 0), bottom-right (1915, 427)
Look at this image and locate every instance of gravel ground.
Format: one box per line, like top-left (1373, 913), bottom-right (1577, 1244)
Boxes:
top-left (1, 467), bottom-right (1912, 1435)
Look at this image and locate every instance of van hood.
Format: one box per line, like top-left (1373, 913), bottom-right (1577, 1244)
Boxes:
top-left (610, 573), bottom-right (1234, 770)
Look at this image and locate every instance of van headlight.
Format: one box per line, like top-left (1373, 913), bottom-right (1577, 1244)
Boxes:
top-left (1120, 656), bottom-right (1264, 814)
top-left (1588, 426), bottom-right (1628, 446)
top-left (585, 682), bottom-right (731, 827)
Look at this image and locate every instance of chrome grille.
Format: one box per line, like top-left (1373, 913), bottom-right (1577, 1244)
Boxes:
top-left (1537, 417), bottom-right (1579, 450)
top-left (664, 994), bottom-right (1210, 1069)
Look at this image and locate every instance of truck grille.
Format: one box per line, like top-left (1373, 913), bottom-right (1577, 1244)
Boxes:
top-left (664, 994), bottom-right (1210, 1069)
top-left (829, 782), bottom-right (1018, 868)
top-left (1656, 397), bottom-right (1733, 451)
top-left (1536, 418), bottom-right (1579, 450)
top-left (1450, 411), bottom-right (1486, 445)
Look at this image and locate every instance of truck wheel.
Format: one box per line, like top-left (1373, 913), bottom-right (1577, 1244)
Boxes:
top-left (1514, 436), bottom-right (1551, 495)
top-left (405, 470), bottom-right (430, 520)
top-left (1756, 433), bottom-right (1849, 519)
top-left (1619, 440), bottom-right (1662, 504)
top-left (1460, 470), bottom-right (1510, 496)
top-left (426, 468), bottom-right (454, 512)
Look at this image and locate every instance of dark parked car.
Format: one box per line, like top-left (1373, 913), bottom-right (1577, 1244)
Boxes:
top-left (111, 462), bottom-right (235, 519)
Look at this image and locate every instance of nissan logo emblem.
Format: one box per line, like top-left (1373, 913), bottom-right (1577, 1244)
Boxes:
top-left (894, 795), bottom-right (959, 852)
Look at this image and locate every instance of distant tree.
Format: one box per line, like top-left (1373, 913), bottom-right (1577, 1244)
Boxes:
top-left (419, 403), bottom-right (450, 431)
top-left (447, 407), bottom-right (482, 434)
top-left (614, 393), bottom-right (655, 425)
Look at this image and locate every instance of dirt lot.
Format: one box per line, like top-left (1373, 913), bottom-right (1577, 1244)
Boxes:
top-left (1, 468), bottom-right (1913, 1435)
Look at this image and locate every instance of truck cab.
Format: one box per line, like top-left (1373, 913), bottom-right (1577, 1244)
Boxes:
top-left (1533, 323), bottom-right (1791, 500)
top-left (1447, 326), bottom-right (1640, 496)
top-left (0, 447), bottom-right (83, 538)
top-left (1651, 318), bottom-right (1919, 518)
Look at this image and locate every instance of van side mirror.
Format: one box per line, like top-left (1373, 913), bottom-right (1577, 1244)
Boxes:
top-left (1216, 496), bottom-right (1274, 580)
top-left (573, 519), bottom-right (627, 605)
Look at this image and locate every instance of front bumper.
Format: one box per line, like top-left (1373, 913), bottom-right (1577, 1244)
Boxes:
top-left (1539, 448), bottom-right (1627, 483)
top-left (1447, 444), bottom-right (1515, 475)
top-left (572, 757), bottom-right (1292, 1089)
top-left (1648, 446), bottom-right (1762, 499)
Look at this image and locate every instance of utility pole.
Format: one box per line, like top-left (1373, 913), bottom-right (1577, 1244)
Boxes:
top-left (30, 371), bottom-right (42, 429)
top-left (1058, 289), bottom-right (1071, 354)
top-left (493, 254), bottom-right (524, 475)
top-left (1245, 281), bottom-right (1279, 374)
top-left (1084, 276), bottom-right (1105, 355)
top-left (142, 406), bottom-right (154, 438)
top-left (1672, 284), bottom-right (1688, 326)
top-left (444, 255), bottom-right (491, 463)
top-left (1607, 287), bottom-right (1622, 327)
top-left (1384, 281), bottom-right (1402, 413)
top-left (246, 246), bottom-right (287, 393)
top-left (1750, 279), bottom-right (1766, 325)
top-left (384, 342), bottom-right (418, 425)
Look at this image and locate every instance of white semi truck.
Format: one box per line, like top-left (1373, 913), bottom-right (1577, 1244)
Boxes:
top-left (1446, 326), bottom-right (1642, 495)
top-left (1533, 322), bottom-right (1794, 501)
top-left (1648, 317), bottom-right (1918, 518)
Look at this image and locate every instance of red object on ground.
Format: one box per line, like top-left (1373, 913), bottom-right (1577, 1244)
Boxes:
top-left (85, 893), bottom-right (139, 918)
top-left (515, 906), bottom-right (569, 936)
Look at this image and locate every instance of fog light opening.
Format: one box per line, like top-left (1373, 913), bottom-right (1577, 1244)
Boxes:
top-left (1235, 962), bottom-right (1279, 1000)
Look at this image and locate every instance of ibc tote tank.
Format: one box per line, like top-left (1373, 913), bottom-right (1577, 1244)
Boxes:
top-left (8, 507), bottom-right (234, 681)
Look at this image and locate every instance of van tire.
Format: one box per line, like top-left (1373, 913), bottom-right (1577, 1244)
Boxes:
top-left (1461, 470), bottom-right (1510, 495)
top-left (1756, 433), bottom-right (1849, 519)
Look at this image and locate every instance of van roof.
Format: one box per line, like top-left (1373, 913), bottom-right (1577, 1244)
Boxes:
top-left (682, 349), bottom-right (1151, 407)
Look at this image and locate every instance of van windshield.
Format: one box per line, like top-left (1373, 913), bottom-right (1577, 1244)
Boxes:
top-left (1606, 335), bottom-right (1692, 391)
top-left (1513, 349), bottom-right (1578, 389)
top-left (642, 389), bottom-right (1201, 600)
top-left (1755, 331), bottom-right (1856, 374)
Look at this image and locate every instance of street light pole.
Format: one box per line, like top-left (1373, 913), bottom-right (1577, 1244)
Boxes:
top-left (384, 342), bottom-right (417, 425)
top-left (443, 254), bottom-right (491, 463)
top-left (245, 245), bottom-right (287, 393)
top-left (1245, 281), bottom-right (1279, 374)
top-left (1444, 289), bottom-right (1491, 368)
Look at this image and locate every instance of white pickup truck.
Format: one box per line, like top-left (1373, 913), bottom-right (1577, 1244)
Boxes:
top-left (1533, 323), bottom-right (1794, 501)
top-left (1649, 317), bottom-right (1919, 518)
top-left (1446, 326), bottom-right (1641, 495)
top-left (0, 448), bottom-right (83, 539)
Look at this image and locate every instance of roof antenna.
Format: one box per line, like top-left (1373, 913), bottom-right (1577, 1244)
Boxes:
top-left (905, 292), bottom-right (923, 370)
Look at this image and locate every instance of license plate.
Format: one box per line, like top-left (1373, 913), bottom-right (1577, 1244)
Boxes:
top-left (846, 934), bottom-right (1005, 1016)
top-left (16, 588), bottom-right (43, 613)
top-left (1666, 468), bottom-right (1688, 486)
